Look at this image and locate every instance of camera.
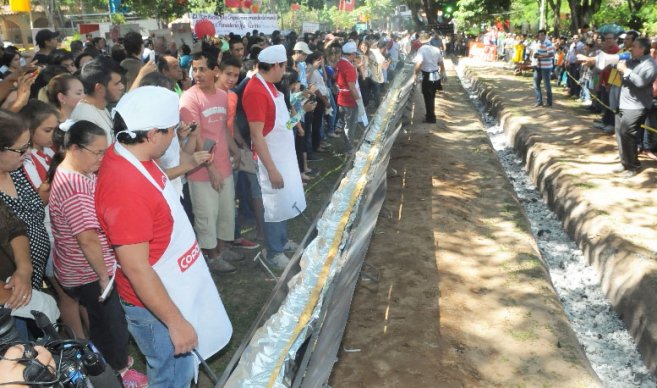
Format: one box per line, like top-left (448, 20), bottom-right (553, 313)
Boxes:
top-left (0, 308), bottom-right (122, 387)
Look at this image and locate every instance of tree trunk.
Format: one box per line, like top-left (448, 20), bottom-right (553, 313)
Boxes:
top-left (409, 2), bottom-right (425, 29)
top-left (547, 0), bottom-right (561, 36)
top-left (567, 0), bottom-right (602, 33)
top-left (422, 0), bottom-right (437, 26)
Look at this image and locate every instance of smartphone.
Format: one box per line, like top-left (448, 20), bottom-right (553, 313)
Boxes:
top-left (189, 122), bottom-right (198, 132)
top-left (203, 139), bottom-right (216, 153)
top-left (149, 51), bottom-right (156, 62)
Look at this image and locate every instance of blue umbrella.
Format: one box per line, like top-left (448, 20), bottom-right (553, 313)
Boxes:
top-left (597, 24), bottom-right (625, 36)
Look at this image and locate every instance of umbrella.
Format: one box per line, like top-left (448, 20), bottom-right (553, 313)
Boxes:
top-left (597, 24), bottom-right (625, 36)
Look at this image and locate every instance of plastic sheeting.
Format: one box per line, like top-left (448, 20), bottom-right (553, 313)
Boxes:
top-left (219, 64), bottom-right (417, 388)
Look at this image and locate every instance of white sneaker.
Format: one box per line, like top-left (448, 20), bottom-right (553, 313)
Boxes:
top-left (266, 253), bottom-right (290, 270)
top-left (283, 240), bottom-right (299, 252)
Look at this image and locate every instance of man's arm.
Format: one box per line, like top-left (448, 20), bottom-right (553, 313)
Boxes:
top-left (249, 121), bottom-right (283, 188)
top-left (618, 61), bottom-right (657, 89)
top-left (347, 81), bottom-right (360, 102)
top-left (115, 243), bottom-right (198, 355)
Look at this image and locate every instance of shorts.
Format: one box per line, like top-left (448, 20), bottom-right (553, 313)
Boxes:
top-left (188, 175), bottom-right (235, 248)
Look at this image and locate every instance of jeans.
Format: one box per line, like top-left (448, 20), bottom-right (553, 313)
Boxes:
top-left (644, 99), bottom-right (657, 151)
top-left (327, 91), bottom-right (338, 135)
top-left (533, 67), bottom-right (552, 106)
top-left (338, 105), bottom-right (359, 152)
top-left (122, 303), bottom-right (194, 388)
top-left (264, 220), bottom-right (287, 259)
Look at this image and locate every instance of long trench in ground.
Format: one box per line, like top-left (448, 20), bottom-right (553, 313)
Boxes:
top-left (329, 59), bottom-right (656, 387)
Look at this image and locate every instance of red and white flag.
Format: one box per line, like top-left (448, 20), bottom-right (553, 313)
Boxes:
top-left (339, 0), bottom-right (354, 12)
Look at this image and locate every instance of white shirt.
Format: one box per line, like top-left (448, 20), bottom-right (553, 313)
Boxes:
top-left (414, 44), bottom-right (443, 72)
top-left (158, 136), bottom-right (184, 197)
top-left (70, 101), bottom-right (113, 144)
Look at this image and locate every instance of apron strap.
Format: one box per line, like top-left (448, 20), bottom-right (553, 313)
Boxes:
top-left (113, 142), bottom-right (166, 193)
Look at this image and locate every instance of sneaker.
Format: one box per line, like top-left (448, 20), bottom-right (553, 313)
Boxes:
top-left (232, 237), bottom-right (260, 250)
top-left (283, 240), bottom-right (300, 252)
top-left (602, 124), bottom-right (614, 134)
top-left (208, 257), bottom-right (237, 273)
top-left (266, 252), bottom-right (290, 270)
top-left (121, 369), bottom-right (148, 388)
top-left (219, 249), bottom-right (244, 262)
top-left (328, 132), bottom-right (340, 138)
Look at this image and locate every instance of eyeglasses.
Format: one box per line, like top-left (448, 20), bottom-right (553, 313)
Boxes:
top-left (2, 141), bottom-right (31, 155)
top-left (81, 146), bottom-right (105, 158)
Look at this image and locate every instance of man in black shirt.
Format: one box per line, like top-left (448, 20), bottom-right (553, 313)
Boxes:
top-left (33, 29), bottom-right (59, 65)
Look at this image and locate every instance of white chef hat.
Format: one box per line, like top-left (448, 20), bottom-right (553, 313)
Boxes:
top-left (258, 44), bottom-right (287, 64)
top-left (112, 86), bottom-right (180, 138)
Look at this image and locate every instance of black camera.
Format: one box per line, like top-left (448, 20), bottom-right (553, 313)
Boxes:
top-left (0, 308), bottom-right (122, 387)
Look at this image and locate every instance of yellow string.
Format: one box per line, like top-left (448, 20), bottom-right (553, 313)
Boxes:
top-left (266, 92), bottom-right (401, 387)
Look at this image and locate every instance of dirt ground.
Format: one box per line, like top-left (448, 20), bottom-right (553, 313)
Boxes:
top-left (329, 61), bottom-right (601, 387)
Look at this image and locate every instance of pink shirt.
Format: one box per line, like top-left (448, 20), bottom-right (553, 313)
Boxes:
top-left (180, 85), bottom-right (232, 180)
top-left (50, 168), bottom-right (116, 288)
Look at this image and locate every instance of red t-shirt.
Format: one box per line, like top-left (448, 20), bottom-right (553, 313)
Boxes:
top-left (95, 145), bottom-right (173, 307)
top-left (50, 169), bottom-right (116, 288)
top-left (242, 75), bottom-right (277, 137)
top-left (336, 58), bottom-right (358, 108)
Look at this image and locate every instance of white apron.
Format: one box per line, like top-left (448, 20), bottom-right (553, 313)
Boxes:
top-left (254, 73), bottom-right (306, 222)
top-left (113, 143), bottom-right (232, 368)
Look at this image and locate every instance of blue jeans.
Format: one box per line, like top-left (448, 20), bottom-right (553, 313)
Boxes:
top-left (122, 303), bottom-right (194, 388)
top-left (533, 67), bottom-right (552, 105)
top-left (264, 220), bottom-right (287, 259)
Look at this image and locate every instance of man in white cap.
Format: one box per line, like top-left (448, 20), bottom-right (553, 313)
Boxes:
top-left (414, 32), bottom-right (446, 123)
top-left (336, 41), bottom-right (362, 153)
top-left (95, 86), bottom-right (232, 386)
top-left (243, 45), bottom-right (306, 268)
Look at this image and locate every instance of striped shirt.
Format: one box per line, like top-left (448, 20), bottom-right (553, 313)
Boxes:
top-left (49, 168), bottom-right (116, 288)
top-left (530, 39), bottom-right (555, 69)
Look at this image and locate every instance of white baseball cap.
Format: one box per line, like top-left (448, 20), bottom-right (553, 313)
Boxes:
top-left (293, 41), bottom-right (313, 55)
top-left (112, 86), bottom-right (180, 136)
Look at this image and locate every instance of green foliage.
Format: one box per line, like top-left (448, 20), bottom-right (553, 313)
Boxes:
top-left (452, 0), bottom-right (511, 33)
top-left (188, 0), bottom-right (225, 15)
top-left (110, 13), bottom-right (126, 24)
top-left (325, 5), bottom-right (359, 30)
top-left (119, 0), bottom-right (190, 23)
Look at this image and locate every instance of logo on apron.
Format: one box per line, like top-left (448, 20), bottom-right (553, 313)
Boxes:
top-left (178, 243), bottom-right (201, 272)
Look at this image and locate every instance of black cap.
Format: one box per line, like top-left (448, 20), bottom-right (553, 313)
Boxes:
top-left (35, 29), bottom-right (60, 47)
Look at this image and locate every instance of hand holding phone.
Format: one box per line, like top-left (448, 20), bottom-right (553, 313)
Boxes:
top-left (203, 139), bottom-right (216, 154)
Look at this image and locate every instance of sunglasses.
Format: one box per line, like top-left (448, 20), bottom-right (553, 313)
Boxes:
top-left (2, 141), bottom-right (31, 155)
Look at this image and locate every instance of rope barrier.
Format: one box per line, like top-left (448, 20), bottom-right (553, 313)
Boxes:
top-left (559, 68), bottom-right (657, 135)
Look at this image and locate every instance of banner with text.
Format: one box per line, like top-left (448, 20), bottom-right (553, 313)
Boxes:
top-left (189, 13), bottom-right (278, 36)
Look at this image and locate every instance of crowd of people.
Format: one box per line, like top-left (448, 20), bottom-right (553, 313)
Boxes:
top-left (5, 18), bottom-right (653, 386)
top-left (472, 25), bottom-right (657, 178)
top-left (0, 25), bottom-right (433, 386)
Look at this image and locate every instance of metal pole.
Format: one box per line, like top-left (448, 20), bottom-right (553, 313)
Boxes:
top-left (539, 0), bottom-right (546, 30)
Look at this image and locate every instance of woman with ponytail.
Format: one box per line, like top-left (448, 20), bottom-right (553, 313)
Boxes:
top-left (48, 120), bottom-right (147, 386)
